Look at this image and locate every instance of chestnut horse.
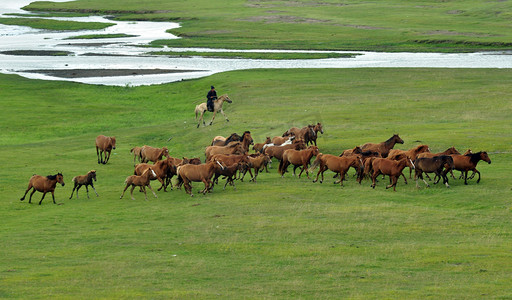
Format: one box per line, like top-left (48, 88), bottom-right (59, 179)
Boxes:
top-left (69, 170), bottom-right (98, 199)
top-left (309, 154), bottom-right (362, 187)
top-left (449, 151), bottom-right (491, 185)
top-left (253, 137), bottom-right (271, 153)
top-left (360, 134), bottom-right (404, 158)
top-left (120, 168), bottom-right (157, 201)
top-left (140, 145), bottom-right (170, 163)
top-left (279, 146), bottom-right (320, 178)
top-left (370, 157), bottom-right (414, 191)
top-left (417, 146), bottom-right (460, 159)
top-left (240, 153), bottom-right (271, 182)
top-left (414, 155), bottom-right (454, 188)
top-left (388, 144), bottom-right (430, 178)
top-left (177, 160), bottom-right (225, 196)
top-left (264, 139), bottom-right (307, 161)
top-left (195, 94), bottom-right (232, 128)
top-left (21, 173), bottom-right (65, 205)
top-left (134, 158), bottom-right (173, 192)
top-left (95, 135), bottom-right (116, 164)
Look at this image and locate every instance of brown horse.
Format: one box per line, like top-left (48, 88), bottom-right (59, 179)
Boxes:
top-left (140, 145), bottom-right (170, 163)
top-left (370, 157), bottom-right (414, 191)
top-left (360, 134), bottom-right (404, 158)
top-left (205, 142), bottom-right (246, 161)
top-left (309, 154), bottom-right (362, 187)
top-left (164, 156), bottom-right (202, 190)
top-left (21, 173), bottom-right (65, 205)
top-left (95, 135), bottom-right (116, 164)
top-left (449, 151), bottom-right (491, 185)
top-left (237, 131), bottom-right (254, 153)
top-left (414, 156), bottom-right (454, 188)
top-left (69, 170), bottom-right (98, 199)
top-left (120, 168), bottom-right (157, 201)
top-left (177, 160), bottom-right (225, 196)
top-left (279, 146), bottom-right (320, 178)
top-left (134, 158), bottom-right (173, 192)
top-left (195, 94), bottom-right (232, 128)
top-left (339, 146), bottom-right (362, 157)
top-left (240, 153), bottom-right (271, 182)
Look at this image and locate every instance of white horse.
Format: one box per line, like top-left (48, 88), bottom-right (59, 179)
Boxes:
top-left (194, 94), bottom-right (232, 128)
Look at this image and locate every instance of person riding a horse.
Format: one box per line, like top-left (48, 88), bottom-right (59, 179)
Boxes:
top-left (207, 86), bottom-right (217, 112)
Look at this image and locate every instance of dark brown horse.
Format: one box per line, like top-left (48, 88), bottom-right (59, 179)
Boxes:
top-left (449, 151), bottom-right (491, 184)
top-left (177, 160), bottom-right (225, 196)
top-left (309, 154), bottom-right (362, 187)
top-left (211, 133), bottom-right (242, 146)
top-left (370, 157), bottom-right (414, 191)
top-left (228, 131), bottom-right (253, 153)
top-left (279, 146), bottom-right (320, 178)
top-left (307, 123), bottom-right (324, 146)
top-left (414, 155), bottom-right (454, 188)
top-left (69, 170), bottom-right (98, 199)
top-left (21, 173), bottom-right (65, 205)
top-left (95, 135), bottom-right (116, 164)
top-left (360, 134), bottom-right (404, 158)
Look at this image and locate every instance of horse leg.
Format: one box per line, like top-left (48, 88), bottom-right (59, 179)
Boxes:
top-left (38, 192), bottom-right (47, 205)
top-left (51, 191), bottom-right (57, 204)
top-left (21, 185), bottom-right (33, 201)
top-left (90, 182), bottom-right (99, 197)
top-left (442, 172), bottom-right (450, 188)
top-left (219, 109), bottom-right (229, 122)
top-left (96, 146), bottom-right (101, 164)
top-left (147, 184), bottom-right (158, 198)
top-left (371, 171), bottom-right (380, 188)
top-left (69, 182), bottom-right (77, 199)
top-left (464, 170), bottom-right (468, 185)
top-left (120, 184), bottom-right (130, 199)
top-left (27, 189), bottom-right (38, 203)
top-left (400, 172), bottom-right (408, 184)
top-left (130, 185), bottom-right (136, 200)
top-left (209, 111), bottom-right (217, 126)
top-left (475, 169), bottom-right (481, 183)
top-left (84, 185), bottom-right (90, 199)
top-left (157, 178), bottom-right (165, 191)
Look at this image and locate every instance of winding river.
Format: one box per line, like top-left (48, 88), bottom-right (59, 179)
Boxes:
top-left (1, 0), bottom-right (512, 86)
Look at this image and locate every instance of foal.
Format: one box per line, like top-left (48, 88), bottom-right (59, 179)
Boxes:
top-left (120, 168), bottom-right (157, 201)
top-left (69, 170), bottom-right (98, 199)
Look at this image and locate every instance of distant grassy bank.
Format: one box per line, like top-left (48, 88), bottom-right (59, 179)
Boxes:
top-left (24, 0), bottom-right (512, 52)
top-left (1, 68), bottom-right (511, 298)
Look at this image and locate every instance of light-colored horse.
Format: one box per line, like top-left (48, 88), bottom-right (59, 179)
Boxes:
top-left (195, 94), bottom-right (232, 128)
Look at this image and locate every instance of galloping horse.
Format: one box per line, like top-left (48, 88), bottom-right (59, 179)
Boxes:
top-left (95, 135), bottom-right (116, 164)
top-left (309, 154), bottom-right (362, 187)
top-left (360, 134), bottom-right (404, 158)
top-left (120, 168), bottom-right (158, 201)
top-left (195, 94), bottom-right (232, 128)
top-left (279, 146), bottom-right (320, 178)
top-left (21, 173), bottom-right (65, 205)
top-left (414, 156), bottom-right (454, 188)
top-left (177, 160), bottom-right (225, 196)
top-left (370, 157), bottom-right (414, 191)
top-left (450, 151), bottom-right (491, 185)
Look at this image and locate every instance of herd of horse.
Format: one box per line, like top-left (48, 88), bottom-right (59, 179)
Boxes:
top-left (20, 123), bottom-right (492, 203)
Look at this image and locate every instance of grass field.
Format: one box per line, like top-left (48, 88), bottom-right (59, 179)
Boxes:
top-left (1, 68), bottom-right (511, 298)
top-left (24, 0), bottom-right (512, 52)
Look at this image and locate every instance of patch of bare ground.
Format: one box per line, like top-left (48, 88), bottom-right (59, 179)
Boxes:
top-left (446, 10), bottom-right (465, 14)
top-left (21, 69), bottom-right (204, 78)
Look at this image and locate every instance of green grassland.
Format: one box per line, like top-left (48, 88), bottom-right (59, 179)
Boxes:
top-left (1, 68), bottom-right (511, 298)
top-left (0, 17), bottom-right (113, 31)
top-left (24, 0), bottom-right (512, 52)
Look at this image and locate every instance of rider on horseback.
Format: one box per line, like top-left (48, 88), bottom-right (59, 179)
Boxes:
top-left (206, 86), bottom-right (217, 112)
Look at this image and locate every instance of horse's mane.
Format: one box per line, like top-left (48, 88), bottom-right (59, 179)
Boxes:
top-left (225, 133), bottom-right (241, 144)
top-left (469, 152), bottom-right (484, 164)
top-left (46, 173), bottom-right (62, 180)
top-left (241, 131), bottom-right (251, 142)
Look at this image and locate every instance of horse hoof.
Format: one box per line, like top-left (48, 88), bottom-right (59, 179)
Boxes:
top-left (226, 119), bottom-right (230, 122)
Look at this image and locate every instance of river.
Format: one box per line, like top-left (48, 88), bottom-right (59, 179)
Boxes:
top-left (1, 0), bottom-right (511, 86)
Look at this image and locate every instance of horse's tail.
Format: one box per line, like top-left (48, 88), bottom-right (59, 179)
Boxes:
top-left (71, 176), bottom-right (77, 183)
top-left (363, 157), bottom-right (375, 176)
top-left (308, 154), bottom-right (322, 173)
